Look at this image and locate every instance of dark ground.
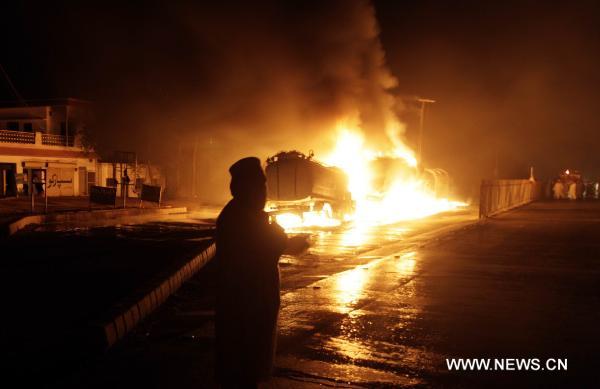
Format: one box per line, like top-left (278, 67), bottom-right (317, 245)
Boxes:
top-left (1, 221), bottom-right (213, 384)
top-left (7, 201), bottom-right (600, 387)
top-left (0, 196), bottom-right (147, 224)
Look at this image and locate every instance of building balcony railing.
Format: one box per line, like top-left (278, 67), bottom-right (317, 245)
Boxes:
top-left (0, 129), bottom-right (35, 144)
top-left (0, 130), bottom-right (76, 147)
top-left (42, 133), bottom-right (74, 147)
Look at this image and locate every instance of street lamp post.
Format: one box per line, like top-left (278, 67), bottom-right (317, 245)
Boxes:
top-left (417, 98), bottom-right (435, 165)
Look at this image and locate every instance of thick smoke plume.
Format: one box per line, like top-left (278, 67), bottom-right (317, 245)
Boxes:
top-left (16, 1), bottom-right (408, 202)
top-left (161, 1), bottom-right (407, 156)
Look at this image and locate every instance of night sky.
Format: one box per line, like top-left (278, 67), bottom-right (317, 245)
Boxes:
top-left (3, 0), bottom-right (600, 197)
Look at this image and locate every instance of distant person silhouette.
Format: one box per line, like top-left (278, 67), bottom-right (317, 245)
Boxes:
top-left (215, 157), bottom-right (308, 388)
top-left (122, 168), bottom-right (131, 197)
top-left (568, 181), bottom-right (577, 200)
top-left (553, 179), bottom-right (565, 199)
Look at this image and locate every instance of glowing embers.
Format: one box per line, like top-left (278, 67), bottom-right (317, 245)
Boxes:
top-left (272, 203), bottom-right (342, 230)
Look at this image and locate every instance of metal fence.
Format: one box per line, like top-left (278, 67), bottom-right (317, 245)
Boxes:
top-left (479, 179), bottom-right (542, 218)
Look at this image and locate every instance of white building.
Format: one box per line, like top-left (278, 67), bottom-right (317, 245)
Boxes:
top-left (0, 98), bottom-right (98, 197)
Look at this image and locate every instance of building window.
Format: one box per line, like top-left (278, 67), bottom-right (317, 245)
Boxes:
top-left (23, 123), bottom-right (33, 132)
top-left (7, 122), bottom-right (19, 131)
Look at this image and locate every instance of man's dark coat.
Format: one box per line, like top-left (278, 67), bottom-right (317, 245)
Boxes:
top-left (215, 198), bottom-right (287, 382)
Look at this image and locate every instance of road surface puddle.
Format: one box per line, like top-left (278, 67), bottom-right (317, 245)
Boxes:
top-left (276, 354), bottom-right (423, 387)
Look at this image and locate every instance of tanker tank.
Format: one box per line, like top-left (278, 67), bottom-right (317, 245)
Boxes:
top-left (265, 150), bottom-right (353, 219)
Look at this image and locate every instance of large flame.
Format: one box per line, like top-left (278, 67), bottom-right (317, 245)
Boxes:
top-left (274, 126), bottom-right (464, 230)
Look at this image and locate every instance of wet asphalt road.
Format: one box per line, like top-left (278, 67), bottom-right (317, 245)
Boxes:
top-left (57, 201), bottom-right (600, 388)
top-left (56, 207), bottom-right (477, 388)
top-left (277, 201), bottom-right (600, 388)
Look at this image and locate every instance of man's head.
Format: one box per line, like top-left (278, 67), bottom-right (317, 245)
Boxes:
top-left (229, 157), bottom-right (267, 210)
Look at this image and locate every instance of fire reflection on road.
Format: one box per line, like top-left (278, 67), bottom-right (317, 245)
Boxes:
top-left (339, 223), bottom-right (370, 248)
top-left (278, 245), bottom-right (440, 386)
top-left (396, 251), bottom-right (417, 276)
top-left (335, 266), bottom-right (369, 307)
top-left (275, 209), bottom-right (477, 386)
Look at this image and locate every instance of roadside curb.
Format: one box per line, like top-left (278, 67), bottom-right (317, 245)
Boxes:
top-left (97, 242), bottom-right (216, 350)
top-left (4, 214), bottom-right (44, 236)
top-left (2, 206), bottom-right (188, 237)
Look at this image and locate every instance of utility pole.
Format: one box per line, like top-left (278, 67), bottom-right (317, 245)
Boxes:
top-left (65, 104), bottom-right (69, 147)
top-left (417, 98), bottom-right (435, 165)
top-left (192, 135), bottom-right (199, 198)
top-left (493, 150), bottom-right (499, 179)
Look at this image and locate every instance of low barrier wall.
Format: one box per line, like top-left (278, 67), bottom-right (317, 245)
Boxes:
top-left (479, 179), bottom-right (542, 218)
top-left (98, 242), bottom-right (216, 349)
top-left (3, 206), bottom-right (188, 237)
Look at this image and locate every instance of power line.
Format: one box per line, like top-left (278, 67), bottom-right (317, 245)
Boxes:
top-left (0, 63), bottom-right (27, 106)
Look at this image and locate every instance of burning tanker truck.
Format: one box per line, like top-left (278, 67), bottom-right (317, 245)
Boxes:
top-left (370, 157), bottom-right (451, 199)
top-left (265, 151), bottom-right (354, 224)
top-left (264, 150), bottom-right (454, 228)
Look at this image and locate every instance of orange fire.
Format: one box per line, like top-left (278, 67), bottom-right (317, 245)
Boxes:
top-left (273, 126), bottom-right (465, 230)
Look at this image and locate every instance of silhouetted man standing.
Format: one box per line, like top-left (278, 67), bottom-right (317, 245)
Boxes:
top-left (215, 157), bottom-right (307, 388)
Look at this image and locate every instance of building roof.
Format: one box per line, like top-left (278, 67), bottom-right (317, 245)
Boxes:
top-left (0, 145), bottom-right (96, 159)
top-left (0, 98), bottom-right (93, 109)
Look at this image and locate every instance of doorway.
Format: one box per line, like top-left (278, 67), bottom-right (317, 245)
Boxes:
top-left (79, 167), bottom-right (87, 195)
top-left (0, 163), bottom-right (17, 198)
